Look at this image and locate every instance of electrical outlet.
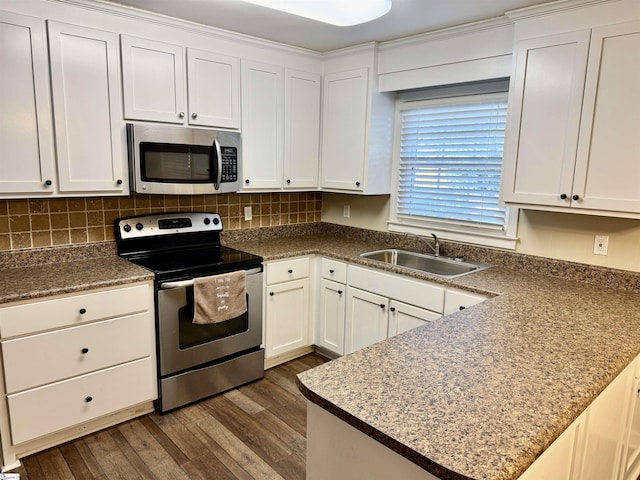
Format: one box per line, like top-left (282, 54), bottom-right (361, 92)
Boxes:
top-left (594, 235), bottom-right (609, 255)
top-left (244, 206), bottom-right (252, 221)
top-left (343, 205), bottom-right (350, 218)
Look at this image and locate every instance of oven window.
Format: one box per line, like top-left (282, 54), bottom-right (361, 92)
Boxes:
top-left (178, 288), bottom-right (249, 349)
top-left (140, 142), bottom-right (214, 183)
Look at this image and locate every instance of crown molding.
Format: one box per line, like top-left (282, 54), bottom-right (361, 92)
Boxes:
top-left (505, 0), bottom-right (617, 21)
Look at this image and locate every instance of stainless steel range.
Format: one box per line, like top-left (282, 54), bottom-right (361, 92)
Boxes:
top-left (115, 212), bottom-right (264, 413)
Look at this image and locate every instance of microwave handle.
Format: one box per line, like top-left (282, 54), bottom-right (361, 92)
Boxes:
top-left (213, 138), bottom-right (222, 191)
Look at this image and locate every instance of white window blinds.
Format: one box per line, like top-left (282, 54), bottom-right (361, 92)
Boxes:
top-left (396, 92), bottom-right (509, 231)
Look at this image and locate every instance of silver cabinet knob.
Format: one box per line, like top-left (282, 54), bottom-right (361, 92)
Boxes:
top-left (178, 112), bottom-right (185, 118)
top-left (191, 113), bottom-right (198, 119)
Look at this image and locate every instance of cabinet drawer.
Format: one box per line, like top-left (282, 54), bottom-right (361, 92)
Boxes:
top-left (266, 257), bottom-right (310, 284)
top-left (320, 258), bottom-right (347, 283)
top-left (444, 289), bottom-right (487, 316)
top-left (348, 265), bottom-right (444, 313)
top-left (0, 283), bottom-right (151, 338)
top-left (8, 357), bottom-right (154, 445)
top-left (2, 312), bottom-right (152, 394)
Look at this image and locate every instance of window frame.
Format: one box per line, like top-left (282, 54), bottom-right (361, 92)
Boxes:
top-left (388, 82), bottom-right (518, 250)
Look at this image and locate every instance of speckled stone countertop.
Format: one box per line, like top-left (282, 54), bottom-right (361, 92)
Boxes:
top-left (0, 243), bottom-right (153, 304)
top-left (224, 230), bottom-right (640, 480)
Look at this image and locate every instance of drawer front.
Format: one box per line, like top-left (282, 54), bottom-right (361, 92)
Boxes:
top-left (320, 258), bottom-right (347, 283)
top-left (2, 312), bottom-right (152, 394)
top-left (8, 357), bottom-right (155, 445)
top-left (348, 265), bottom-right (444, 313)
top-left (0, 283), bottom-right (151, 338)
top-left (444, 289), bottom-right (487, 316)
top-left (266, 257), bottom-right (310, 284)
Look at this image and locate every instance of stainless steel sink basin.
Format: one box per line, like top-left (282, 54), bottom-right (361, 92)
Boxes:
top-left (359, 249), bottom-right (490, 278)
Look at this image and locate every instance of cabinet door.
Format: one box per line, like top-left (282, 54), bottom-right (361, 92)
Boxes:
top-left (501, 31), bottom-right (590, 207)
top-left (187, 48), bottom-right (240, 129)
top-left (265, 278), bottom-right (309, 358)
top-left (121, 35), bottom-right (186, 124)
top-left (578, 360), bottom-right (636, 480)
top-left (321, 68), bottom-right (368, 192)
top-left (317, 278), bottom-right (346, 355)
top-left (623, 374), bottom-right (640, 480)
top-left (241, 60), bottom-right (283, 190)
top-left (0, 12), bottom-right (55, 196)
top-left (284, 69), bottom-right (320, 189)
top-left (572, 21), bottom-right (640, 214)
top-left (388, 300), bottom-right (440, 337)
top-left (345, 287), bottom-right (388, 355)
top-left (48, 22), bottom-right (126, 193)
top-left (518, 412), bottom-right (585, 480)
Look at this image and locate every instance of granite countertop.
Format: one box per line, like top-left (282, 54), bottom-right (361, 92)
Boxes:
top-left (0, 256), bottom-right (154, 304)
top-left (226, 233), bottom-right (640, 480)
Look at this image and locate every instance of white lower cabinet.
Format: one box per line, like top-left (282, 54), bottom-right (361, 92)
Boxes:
top-left (519, 355), bottom-right (640, 479)
top-left (0, 282), bottom-right (155, 466)
top-left (389, 300), bottom-right (441, 337)
top-left (317, 278), bottom-right (346, 355)
top-left (444, 288), bottom-right (488, 316)
top-left (345, 287), bottom-right (389, 354)
top-left (264, 257), bottom-right (311, 364)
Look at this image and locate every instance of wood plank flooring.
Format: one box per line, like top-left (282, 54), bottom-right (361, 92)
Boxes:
top-left (10, 353), bottom-right (328, 480)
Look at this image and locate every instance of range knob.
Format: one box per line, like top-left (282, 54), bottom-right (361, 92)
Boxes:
top-left (204, 217), bottom-right (211, 225)
top-left (123, 224), bottom-right (132, 233)
top-left (135, 222), bottom-right (144, 231)
top-left (212, 217), bottom-right (220, 225)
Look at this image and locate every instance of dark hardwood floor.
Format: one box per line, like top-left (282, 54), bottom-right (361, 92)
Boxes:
top-left (10, 353), bottom-right (328, 480)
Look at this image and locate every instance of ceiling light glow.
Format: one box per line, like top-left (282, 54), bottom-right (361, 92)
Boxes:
top-left (238, 0), bottom-right (392, 26)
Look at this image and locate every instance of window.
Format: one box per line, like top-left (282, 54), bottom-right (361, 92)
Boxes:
top-left (389, 82), bottom-right (518, 249)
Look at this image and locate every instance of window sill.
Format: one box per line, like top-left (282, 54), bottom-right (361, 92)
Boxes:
top-left (388, 222), bottom-right (518, 250)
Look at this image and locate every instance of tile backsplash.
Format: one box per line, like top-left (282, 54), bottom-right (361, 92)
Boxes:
top-left (0, 192), bottom-right (321, 252)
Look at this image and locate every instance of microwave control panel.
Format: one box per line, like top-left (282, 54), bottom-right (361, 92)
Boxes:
top-left (221, 146), bottom-right (238, 183)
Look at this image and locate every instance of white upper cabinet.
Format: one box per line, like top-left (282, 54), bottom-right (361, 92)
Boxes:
top-left (241, 60), bottom-right (284, 190)
top-left (321, 68), bottom-right (368, 192)
top-left (0, 12), bottom-right (55, 197)
top-left (321, 47), bottom-right (395, 195)
top-left (187, 48), bottom-right (240, 129)
top-left (121, 36), bottom-right (240, 129)
top-left (284, 68), bottom-right (320, 190)
top-left (121, 35), bottom-right (185, 124)
top-left (241, 63), bottom-right (320, 191)
top-left (501, 21), bottom-right (640, 217)
top-left (48, 21), bottom-right (127, 194)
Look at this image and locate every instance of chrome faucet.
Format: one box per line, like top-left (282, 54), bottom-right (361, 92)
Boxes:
top-left (403, 232), bottom-right (440, 257)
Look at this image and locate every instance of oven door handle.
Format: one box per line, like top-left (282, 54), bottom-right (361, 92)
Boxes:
top-left (159, 267), bottom-right (262, 290)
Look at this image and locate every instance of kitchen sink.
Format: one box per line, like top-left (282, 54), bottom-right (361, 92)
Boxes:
top-left (359, 249), bottom-right (490, 278)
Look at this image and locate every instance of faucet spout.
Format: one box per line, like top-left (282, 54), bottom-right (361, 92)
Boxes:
top-left (403, 232), bottom-right (440, 257)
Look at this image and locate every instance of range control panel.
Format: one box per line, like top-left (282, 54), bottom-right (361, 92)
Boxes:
top-left (116, 212), bottom-right (222, 240)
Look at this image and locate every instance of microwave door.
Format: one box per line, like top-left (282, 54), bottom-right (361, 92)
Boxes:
top-left (212, 138), bottom-right (222, 191)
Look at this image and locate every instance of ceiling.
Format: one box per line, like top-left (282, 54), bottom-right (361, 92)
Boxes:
top-left (105, 0), bottom-right (555, 52)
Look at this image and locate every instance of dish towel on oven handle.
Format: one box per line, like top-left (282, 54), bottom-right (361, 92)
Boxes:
top-left (192, 270), bottom-right (247, 324)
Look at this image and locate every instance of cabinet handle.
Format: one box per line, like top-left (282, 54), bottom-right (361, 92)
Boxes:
top-left (390, 307), bottom-right (396, 312)
top-left (44, 180), bottom-right (52, 186)
top-left (337, 290), bottom-right (343, 295)
top-left (459, 306), bottom-right (466, 311)
top-left (79, 308), bottom-right (87, 315)
top-left (380, 304), bottom-right (385, 309)
top-left (286, 179), bottom-right (291, 184)
top-left (560, 193), bottom-right (567, 200)
top-left (269, 292), bottom-right (274, 296)
top-left (572, 194), bottom-right (580, 201)
top-left (288, 269), bottom-right (293, 274)
top-left (81, 348), bottom-right (89, 354)
top-left (85, 396), bottom-right (93, 403)
top-left (178, 112), bottom-right (185, 118)
top-left (245, 179), bottom-right (250, 184)
top-left (191, 113), bottom-right (197, 119)
top-left (329, 269), bottom-right (335, 274)
top-left (355, 181), bottom-right (361, 187)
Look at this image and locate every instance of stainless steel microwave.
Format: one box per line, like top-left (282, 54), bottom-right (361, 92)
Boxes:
top-left (127, 123), bottom-right (242, 195)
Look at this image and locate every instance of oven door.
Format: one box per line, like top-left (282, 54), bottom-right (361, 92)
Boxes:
top-left (157, 267), bottom-right (262, 377)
